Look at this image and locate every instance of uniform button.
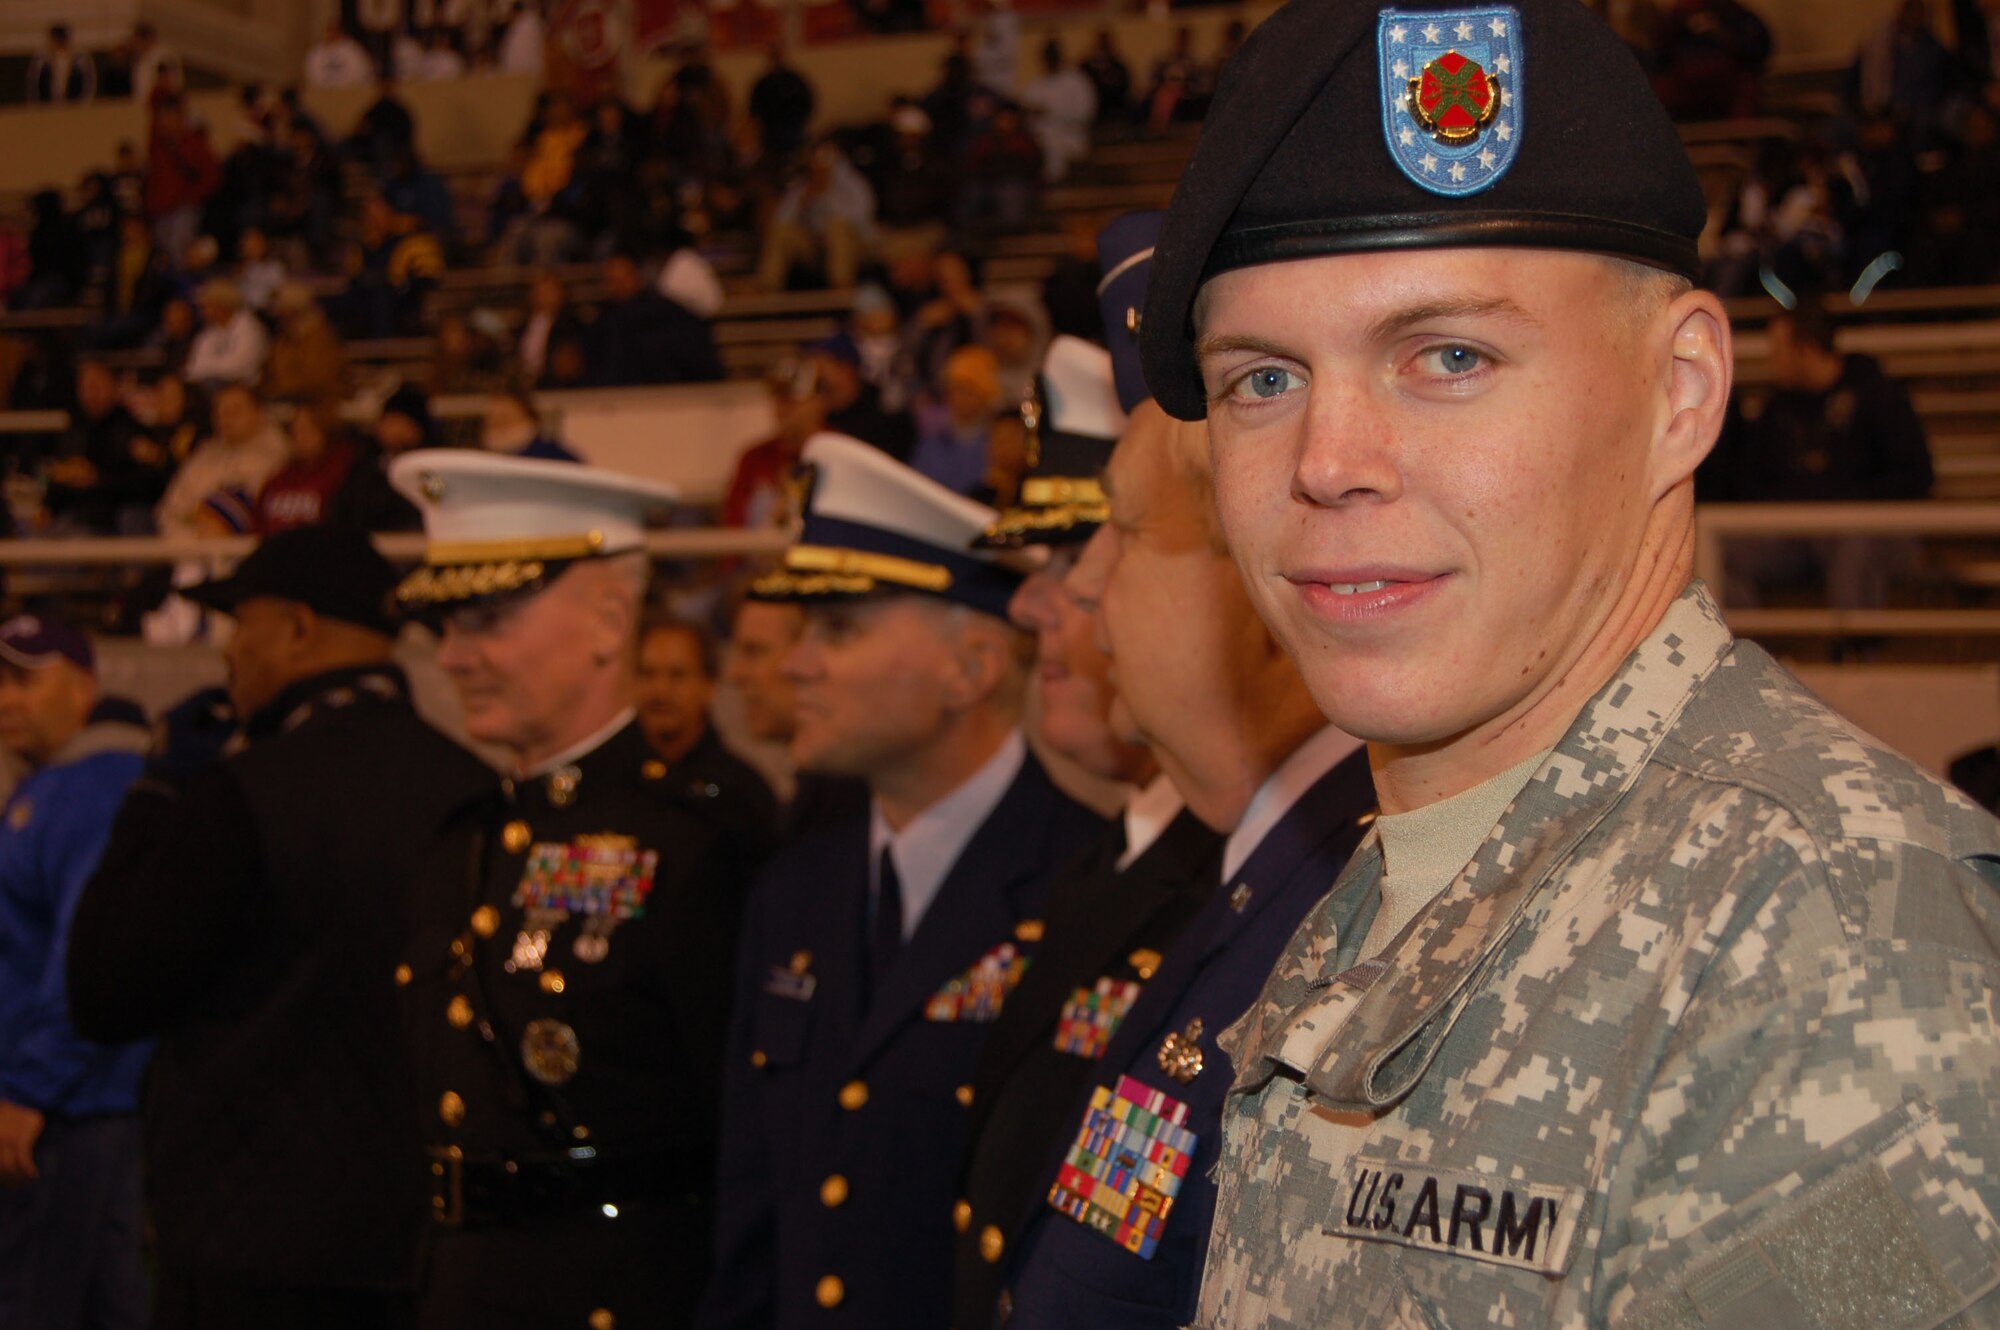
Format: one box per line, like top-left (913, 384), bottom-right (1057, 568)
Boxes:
top-left (540, 970), bottom-right (566, 994)
top-left (394, 964), bottom-right (413, 986)
top-left (1128, 949), bottom-right (1162, 981)
top-left (589, 1310), bottom-right (615, 1330)
top-left (838, 1080), bottom-right (868, 1111)
top-left (446, 995), bottom-right (474, 1029)
top-left (955, 1084), bottom-right (974, 1108)
top-left (820, 1174), bottom-right (849, 1208)
top-left (470, 905), bottom-right (501, 937)
top-left (953, 1199), bottom-right (972, 1233)
top-left (750, 1050), bottom-right (769, 1069)
top-left (501, 820), bottom-right (532, 854)
top-left (814, 1275), bottom-right (844, 1308)
top-left (438, 1091), bottom-right (466, 1127)
top-left (1013, 918), bottom-right (1044, 943)
top-left (641, 759), bottom-right (667, 780)
top-left (573, 1124), bottom-right (590, 1140)
top-left (980, 1225), bottom-right (1005, 1263)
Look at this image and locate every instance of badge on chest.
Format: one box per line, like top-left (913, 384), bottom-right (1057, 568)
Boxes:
top-left (1047, 1075), bottom-right (1197, 1260)
top-left (507, 834), bottom-right (659, 971)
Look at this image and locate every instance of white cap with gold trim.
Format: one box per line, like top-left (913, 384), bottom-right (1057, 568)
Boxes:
top-left (389, 450), bottom-right (680, 614)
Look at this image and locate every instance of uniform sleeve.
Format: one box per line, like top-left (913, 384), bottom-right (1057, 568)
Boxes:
top-left (0, 770), bottom-right (137, 1110)
top-left (697, 881), bottom-right (781, 1330)
top-left (67, 768), bottom-right (267, 1044)
top-left (1602, 852), bottom-right (2000, 1330)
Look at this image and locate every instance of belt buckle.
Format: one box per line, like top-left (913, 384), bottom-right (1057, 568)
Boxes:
top-left (429, 1145), bottom-right (465, 1227)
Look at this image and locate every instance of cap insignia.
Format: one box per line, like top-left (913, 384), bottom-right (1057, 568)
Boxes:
top-left (1379, 6), bottom-right (1522, 197)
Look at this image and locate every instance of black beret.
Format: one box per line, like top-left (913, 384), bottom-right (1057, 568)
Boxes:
top-left (1141, 0), bottom-right (1707, 421)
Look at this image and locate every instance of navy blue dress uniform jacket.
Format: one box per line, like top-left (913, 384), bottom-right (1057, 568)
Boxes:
top-left (68, 666), bottom-right (496, 1297)
top-left (404, 720), bottom-right (758, 1330)
top-left (994, 750), bottom-right (1376, 1328)
top-left (701, 750), bottom-right (1104, 1330)
top-left (952, 807), bottom-right (1221, 1330)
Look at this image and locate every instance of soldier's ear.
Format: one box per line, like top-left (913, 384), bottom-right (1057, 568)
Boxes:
top-left (1651, 290), bottom-right (1732, 500)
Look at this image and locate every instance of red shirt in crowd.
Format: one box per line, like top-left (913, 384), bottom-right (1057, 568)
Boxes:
top-left (256, 438), bottom-right (357, 534)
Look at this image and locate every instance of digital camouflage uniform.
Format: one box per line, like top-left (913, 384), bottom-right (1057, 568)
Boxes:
top-left (1195, 582), bottom-right (2000, 1329)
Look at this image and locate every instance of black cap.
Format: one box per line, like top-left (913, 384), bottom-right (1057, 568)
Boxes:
top-left (184, 525), bottom-right (400, 634)
top-left (1142, 0), bottom-right (1706, 421)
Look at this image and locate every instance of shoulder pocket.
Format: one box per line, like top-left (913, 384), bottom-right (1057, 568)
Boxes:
top-left (1615, 1101), bottom-right (2000, 1330)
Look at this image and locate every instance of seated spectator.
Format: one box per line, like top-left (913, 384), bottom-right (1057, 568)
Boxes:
top-left (807, 334), bottom-right (914, 461)
top-left (1651, 0), bottom-right (1771, 120)
top-left (1850, 0), bottom-right (1953, 146)
top-left (1021, 39), bottom-right (1096, 183)
top-left (749, 40), bottom-right (817, 162)
top-left (482, 383), bottom-right (579, 461)
top-left (901, 249), bottom-right (987, 399)
top-left (183, 280), bottom-right (270, 390)
top-left (155, 384), bottom-right (289, 539)
top-left (380, 151), bottom-right (457, 255)
top-left (1080, 29), bottom-right (1131, 124)
top-left (758, 141), bottom-right (877, 291)
top-left (723, 361), bottom-right (828, 528)
top-left (1041, 214), bottom-right (1104, 342)
top-left (959, 102), bottom-right (1043, 233)
top-left (262, 282), bottom-right (347, 405)
top-left (232, 227), bottom-right (287, 313)
top-left (136, 374), bottom-right (206, 476)
top-left (126, 21), bottom-right (182, 107)
top-left (982, 299), bottom-right (1042, 411)
top-left (428, 311), bottom-right (509, 395)
top-left (20, 189), bottom-right (85, 312)
top-left (145, 98), bottom-right (221, 265)
top-left (334, 196), bottom-right (443, 340)
top-left (271, 122), bottom-right (345, 267)
top-left (326, 384), bottom-right (430, 532)
top-left (256, 398), bottom-right (358, 534)
top-left (849, 283), bottom-right (910, 412)
top-left (304, 20), bottom-right (375, 89)
top-left (25, 24), bottom-right (95, 104)
top-left (517, 272), bottom-right (583, 383)
top-left (44, 361), bottom-right (164, 535)
top-left (910, 344), bottom-right (1002, 498)
top-left (1142, 27), bottom-right (1207, 128)
top-left (146, 298), bottom-right (199, 376)
top-left (1914, 100), bottom-right (2000, 284)
top-left (970, 0), bottom-right (1022, 95)
top-left (657, 237), bottom-right (725, 321)
top-left (1706, 301), bottom-right (1935, 609)
top-left (521, 94), bottom-right (590, 211)
top-left (72, 173), bottom-right (122, 282)
top-left (587, 253), bottom-right (725, 387)
top-left (869, 102), bottom-right (956, 243)
top-left (348, 77), bottom-right (417, 180)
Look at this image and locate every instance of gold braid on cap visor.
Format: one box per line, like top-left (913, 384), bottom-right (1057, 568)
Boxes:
top-left (749, 544), bottom-right (954, 599)
top-left (979, 476), bottom-right (1110, 544)
top-left (393, 532), bottom-right (610, 606)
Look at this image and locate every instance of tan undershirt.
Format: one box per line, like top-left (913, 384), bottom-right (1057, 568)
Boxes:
top-left (1359, 747), bottom-right (1552, 957)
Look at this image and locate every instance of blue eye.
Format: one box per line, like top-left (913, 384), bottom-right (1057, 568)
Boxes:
top-left (1427, 345), bottom-right (1484, 375)
top-left (1236, 367), bottom-right (1303, 401)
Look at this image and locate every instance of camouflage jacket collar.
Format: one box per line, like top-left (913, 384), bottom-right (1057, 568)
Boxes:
top-left (1252, 581), bottom-right (1735, 1114)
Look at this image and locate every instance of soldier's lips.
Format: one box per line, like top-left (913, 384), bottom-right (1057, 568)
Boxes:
top-left (1286, 568), bottom-right (1449, 622)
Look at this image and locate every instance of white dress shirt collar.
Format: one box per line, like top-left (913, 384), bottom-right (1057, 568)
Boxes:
top-left (868, 729), bottom-right (1028, 939)
top-left (1221, 725), bottom-right (1364, 883)
top-left (1116, 772), bottom-right (1187, 872)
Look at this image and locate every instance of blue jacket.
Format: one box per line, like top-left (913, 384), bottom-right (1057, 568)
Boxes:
top-left (996, 750), bottom-right (1376, 1328)
top-left (702, 751), bottom-right (1104, 1330)
top-left (0, 709), bottom-right (150, 1116)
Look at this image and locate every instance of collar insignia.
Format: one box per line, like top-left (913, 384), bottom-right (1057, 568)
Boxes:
top-left (1379, 6), bottom-right (1522, 197)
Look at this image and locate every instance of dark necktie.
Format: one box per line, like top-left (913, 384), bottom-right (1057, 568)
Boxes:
top-left (868, 846), bottom-right (904, 1003)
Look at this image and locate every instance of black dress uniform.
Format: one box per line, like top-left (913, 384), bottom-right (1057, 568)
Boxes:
top-left (73, 664), bottom-right (491, 1328)
top-left (404, 720), bottom-right (746, 1329)
top-left (67, 528), bottom-right (494, 1330)
top-left (951, 803), bottom-right (1219, 1330)
top-left (993, 745), bottom-right (1376, 1328)
top-left (705, 749), bottom-right (1103, 1330)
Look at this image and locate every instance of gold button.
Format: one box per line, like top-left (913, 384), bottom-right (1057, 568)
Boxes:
top-left (1356, 809), bottom-right (1379, 827)
top-left (838, 1080), bottom-right (869, 1111)
top-left (446, 995), bottom-right (473, 1029)
top-left (540, 970), bottom-right (566, 994)
top-left (750, 1049), bottom-right (769, 1069)
top-left (589, 1310), bottom-right (615, 1330)
top-left (438, 1091), bottom-right (465, 1127)
top-left (502, 820), bottom-right (532, 854)
top-left (470, 905), bottom-right (501, 937)
top-left (820, 1174), bottom-right (849, 1208)
top-left (789, 949), bottom-right (813, 974)
top-left (641, 759), bottom-right (667, 780)
top-left (814, 1275), bottom-right (844, 1308)
top-left (573, 1124), bottom-right (590, 1140)
top-left (1014, 918), bottom-right (1045, 943)
top-left (980, 1224), bottom-right (1005, 1263)
top-left (1129, 949), bottom-right (1162, 981)
top-left (394, 963), bottom-right (413, 987)
top-left (955, 1084), bottom-right (974, 1108)
top-left (953, 1199), bottom-right (973, 1232)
